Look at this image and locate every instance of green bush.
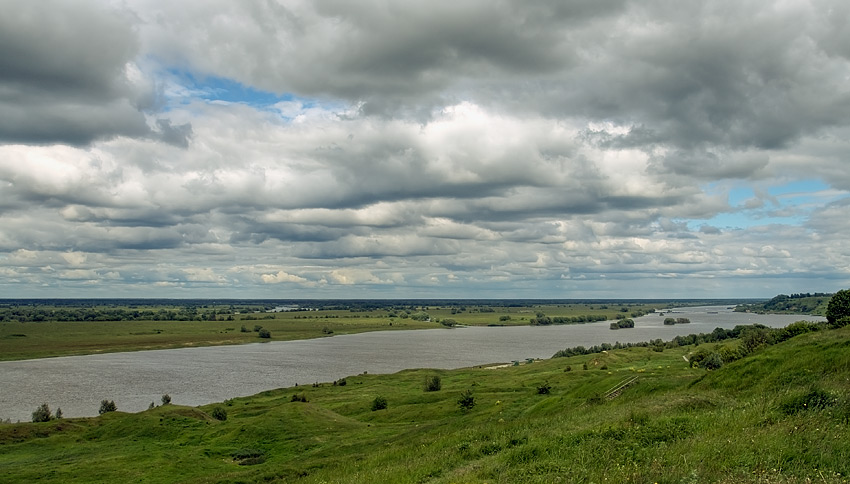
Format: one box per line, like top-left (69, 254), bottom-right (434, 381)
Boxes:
top-left (826, 289), bottom-right (850, 326)
top-left (424, 375), bottom-right (442, 392)
top-left (371, 396), bottom-right (388, 411)
top-left (32, 403), bottom-right (52, 422)
top-left (99, 400), bottom-right (117, 415)
top-left (458, 389), bottom-right (475, 411)
top-left (161, 394), bottom-right (171, 405)
top-left (211, 407), bottom-right (227, 421)
top-left (537, 382), bottom-right (552, 395)
top-left (258, 328), bottom-right (271, 338)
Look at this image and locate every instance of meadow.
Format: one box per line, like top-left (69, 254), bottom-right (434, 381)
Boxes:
top-left (2, 324), bottom-right (848, 483)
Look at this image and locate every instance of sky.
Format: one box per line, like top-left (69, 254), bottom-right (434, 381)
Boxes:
top-left (1, 0), bottom-right (849, 299)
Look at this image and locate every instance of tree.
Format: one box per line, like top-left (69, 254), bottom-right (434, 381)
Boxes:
top-left (161, 394), bottom-right (172, 405)
top-left (371, 396), bottom-right (388, 411)
top-left (258, 328), bottom-right (271, 338)
top-left (424, 375), bottom-right (442, 392)
top-left (32, 403), bottom-right (52, 422)
top-left (458, 389), bottom-right (475, 411)
top-left (55, 407), bottom-right (63, 419)
top-left (99, 400), bottom-right (117, 414)
top-left (211, 407), bottom-right (228, 421)
top-left (826, 289), bottom-right (850, 327)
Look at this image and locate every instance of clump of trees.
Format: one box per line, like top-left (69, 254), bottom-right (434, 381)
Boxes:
top-left (211, 407), bottom-right (227, 421)
top-left (610, 319), bottom-right (634, 330)
top-left (32, 403), bottom-right (53, 422)
top-left (826, 289), bottom-right (850, 327)
top-left (99, 400), bottom-right (117, 414)
top-left (258, 328), bottom-right (271, 338)
top-left (664, 317), bottom-right (691, 325)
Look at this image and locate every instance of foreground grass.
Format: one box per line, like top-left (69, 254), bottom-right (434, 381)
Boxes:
top-left (2, 326), bottom-right (848, 483)
top-left (0, 302), bottom-right (661, 361)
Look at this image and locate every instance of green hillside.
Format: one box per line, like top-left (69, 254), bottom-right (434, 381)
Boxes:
top-left (2, 326), bottom-right (849, 483)
top-left (736, 293), bottom-right (832, 315)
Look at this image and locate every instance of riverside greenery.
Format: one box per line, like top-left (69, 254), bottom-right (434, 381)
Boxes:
top-left (2, 323), bottom-right (849, 483)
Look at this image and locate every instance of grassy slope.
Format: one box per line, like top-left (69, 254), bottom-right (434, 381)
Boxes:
top-left (0, 303), bottom-right (660, 361)
top-left (2, 327), bottom-right (848, 483)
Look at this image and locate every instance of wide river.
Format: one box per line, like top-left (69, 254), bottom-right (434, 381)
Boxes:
top-left (0, 306), bottom-right (823, 421)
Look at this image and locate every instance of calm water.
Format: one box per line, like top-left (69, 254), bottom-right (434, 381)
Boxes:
top-left (0, 306), bottom-right (822, 421)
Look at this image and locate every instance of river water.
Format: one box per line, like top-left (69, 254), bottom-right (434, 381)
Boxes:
top-left (0, 306), bottom-right (822, 421)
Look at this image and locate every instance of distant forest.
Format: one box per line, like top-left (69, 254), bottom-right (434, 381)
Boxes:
top-left (734, 293), bottom-right (831, 316)
top-left (0, 298), bottom-right (746, 323)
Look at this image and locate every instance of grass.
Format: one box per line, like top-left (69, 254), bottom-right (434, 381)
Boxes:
top-left (0, 302), bottom-right (662, 361)
top-left (1, 326), bottom-right (848, 482)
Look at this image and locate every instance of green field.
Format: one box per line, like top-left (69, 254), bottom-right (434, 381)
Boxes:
top-left (2, 325), bottom-right (848, 483)
top-left (0, 301), bottom-right (666, 361)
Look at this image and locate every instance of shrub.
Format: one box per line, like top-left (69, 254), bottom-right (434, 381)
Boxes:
top-left (664, 317), bottom-right (676, 325)
top-left (537, 382), bottom-right (552, 395)
top-left (240, 325), bottom-right (249, 333)
top-left (780, 388), bottom-right (837, 415)
top-left (32, 403), bottom-right (52, 422)
top-left (161, 394), bottom-right (171, 405)
top-left (702, 352), bottom-right (724, 370)
top-left (458, 389), bottom-right (475, 411)
top-left (440, 318), bottom-right (457, 327)
top-left (211, 407), bottom-right (228, 421)
top-left (371, 396), bottom-right (388, 411)
top-left (424, 375), bottom-right (442, 392)
top-left (99, 400), bottom-right (117, 415)
top-left (253, 325), bottom-right (263, 332)
top-left (258, 328), bottom-right (271, 338)
top-left (291, 393), bottom-right (308, 402)
top-left (55, 407), bottom-right (63, 419)
top-left (826, 289), bottom-right (850, 326)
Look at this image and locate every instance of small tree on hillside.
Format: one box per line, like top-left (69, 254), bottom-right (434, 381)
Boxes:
top-left (161, 394), bottom-right (172, 405)
top-left (99, 400), bottom-right (117, 414)
top-left (32, 403), bottom-right (52, 422)
top-left (826, 289), bottom-right (850, 327)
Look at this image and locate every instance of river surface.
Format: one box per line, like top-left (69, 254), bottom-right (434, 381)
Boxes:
top-left (0, 306), bottom-right (822, 421)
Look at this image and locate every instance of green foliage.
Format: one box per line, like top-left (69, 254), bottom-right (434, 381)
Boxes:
top-left (31, 403), bottom-right (52, 423)
top-left (371, 396), bottom-right (388, 411)
top-left (779, 388), bottom-right (838, 415)
top-left (664, 317), bottom-right (676, 325)
top-left (826, 289), bottom-right (850, 326)
top-left (258, 328), bottom-right (271, 338)
top-left (98, 400), bottom-right (116, 415)
top-left (440, 318), bottom-right (457, 327)
top-left (240, 325), bottom-right (249, 333)
top-left (55, 408), bottom-right (62, 419)
top-left (210, 407), bottom-right (227, 421)
top-left (424, 375), bottom-right (442, 392)
top-left (536, 381), bottom-right (552, 395)
top-left (290, 393), bottom-right (307, 402)
top-left (161, 394), bottom-right (171, 405)
top-left (409, 312), bottom-right (430, 321)
top-left (230, 448), bottom-right (266, 466)
top-left (457, 389), bottom-right (475, 411)
top-left (610, 319), bottom-right (634, 330)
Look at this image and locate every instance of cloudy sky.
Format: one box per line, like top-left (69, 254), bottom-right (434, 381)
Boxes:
top-left (1, 0), bottom-right (849, 299)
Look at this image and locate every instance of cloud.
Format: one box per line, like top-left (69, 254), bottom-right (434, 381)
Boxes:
top-left (1, 0), bottom-right (849, 298)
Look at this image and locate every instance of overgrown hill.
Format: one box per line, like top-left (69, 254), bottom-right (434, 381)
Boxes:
top-left (736, 292), bottom-right (832, 315)
top-left (1, 326), bottom-right (848, 483)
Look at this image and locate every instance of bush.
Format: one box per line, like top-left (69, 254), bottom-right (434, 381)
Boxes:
top-left (291, 393), bottom-right (308, 402)
top-left (371, 396), bottom-right (388, 411)
top-left (664, 317), bottom-right (676, 325)
top-left (32, 403), bottom-right (52, 422)
top-left (55, 407), bottom-right (63, 419)
top-left (702, 352), bottom-right (724, 370)
top-left (424, 375), bottom-right (442, 392)
top-left (240, 325), bottom-right (249, 333)
top-left (537, 382), bottom-right (552, 395)
top-left (161, 394), bottom-right (171, 405)
top-left (826, 289), bottom-right (850, 326)
top-left (211, 407), bottom-right (228, 421)
top-left (258, 328), bottom-right (271, 338)
top-left (99, 400), bottom-right (117, 415)
top-left (458, 389), bottom-right (475, 411)
top-left (440, 318), bottom-right (457, 327)
top-left (253, 325), bottom-right (263, 332)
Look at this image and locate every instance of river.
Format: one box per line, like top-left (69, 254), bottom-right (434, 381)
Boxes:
top-left (0, 306), bottom-right (823, 421)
